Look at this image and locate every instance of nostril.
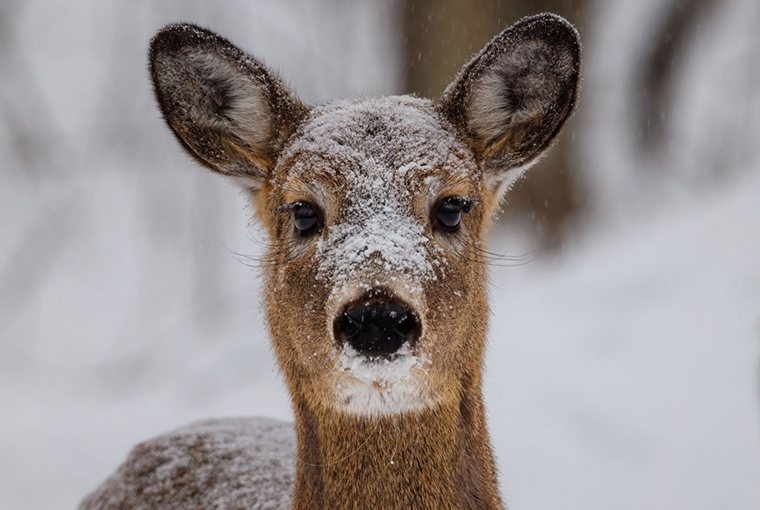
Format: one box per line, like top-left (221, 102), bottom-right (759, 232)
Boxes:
top-left (334, 300), bottom-right (421, 357)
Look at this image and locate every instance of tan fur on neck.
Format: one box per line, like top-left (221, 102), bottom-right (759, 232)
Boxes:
top-left (289, 371), bottom-right (502, 510)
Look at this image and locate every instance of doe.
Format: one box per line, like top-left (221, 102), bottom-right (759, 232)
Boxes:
top-left (80, 13), bottom-right (580, 510)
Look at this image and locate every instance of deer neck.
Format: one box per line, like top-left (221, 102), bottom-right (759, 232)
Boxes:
top-left (289, 371), bottom-right (504, 510)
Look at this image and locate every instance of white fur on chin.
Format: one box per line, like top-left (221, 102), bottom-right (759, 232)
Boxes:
top-left (331, 343), bottom-right (435, 417)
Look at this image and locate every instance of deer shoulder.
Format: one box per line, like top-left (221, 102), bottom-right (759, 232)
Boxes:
top-left (79, 418), bottom-right (295, 510)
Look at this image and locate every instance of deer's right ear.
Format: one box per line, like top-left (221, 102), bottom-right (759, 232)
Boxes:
top-left (149, 24), bottom-right (305, 190)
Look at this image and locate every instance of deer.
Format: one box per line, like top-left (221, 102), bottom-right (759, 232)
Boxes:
top-left (79, 13), bottom-right (580, 510)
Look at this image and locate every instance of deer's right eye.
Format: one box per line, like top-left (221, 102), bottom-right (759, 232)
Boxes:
top-left (292, 202), bottom-right (321, 235)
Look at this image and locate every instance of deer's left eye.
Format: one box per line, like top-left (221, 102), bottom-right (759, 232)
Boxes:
top-left (433, 196), bottom-right (475, 233)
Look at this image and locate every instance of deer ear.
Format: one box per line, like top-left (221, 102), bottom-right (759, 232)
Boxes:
top-left (149, 24), bottom-right (305, 190)
top-left (439, 14), bottom-right (581, 194)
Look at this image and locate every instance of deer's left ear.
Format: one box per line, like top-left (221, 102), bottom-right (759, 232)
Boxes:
top-left (439, 13), bottom-right (581, 194)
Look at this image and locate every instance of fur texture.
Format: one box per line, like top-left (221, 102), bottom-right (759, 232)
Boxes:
top-left (262, 93), bottom-right (502, 505)
top-left (440, 13), bottom-right (581, 193)
top-left (81, 13), bottom-right (581, 510)
top-left (79, 418), bottom-right (295, 510)
top-left (150, 24), bottom-right (306, 188)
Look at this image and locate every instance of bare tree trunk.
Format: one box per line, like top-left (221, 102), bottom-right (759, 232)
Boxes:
top-left (638, 0), bottom-right (720, 153)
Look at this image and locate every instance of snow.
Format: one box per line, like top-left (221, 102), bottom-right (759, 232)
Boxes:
top-left (336, 342), bottom-right (427, 385)
top-left (79, 418), bottom-right (295, 510)
top-left (486, 168), bottom-right (760, 509)
top-left (333, 341), bottom-right (434, 417)
top-left (318, 213), bottom-right (435, 289)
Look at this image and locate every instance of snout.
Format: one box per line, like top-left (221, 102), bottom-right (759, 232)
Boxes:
top-left (334, 295), bottom-right (421, 357)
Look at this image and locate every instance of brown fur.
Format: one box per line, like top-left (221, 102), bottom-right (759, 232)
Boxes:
top-left (80, 13), bottom-right (580, 510)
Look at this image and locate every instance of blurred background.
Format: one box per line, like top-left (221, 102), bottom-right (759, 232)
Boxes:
top-left (1, 1), bottom-right (759, 509)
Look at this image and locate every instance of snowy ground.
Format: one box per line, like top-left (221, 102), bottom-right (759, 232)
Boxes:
top-left (487, 170), bottom-right (760, 509)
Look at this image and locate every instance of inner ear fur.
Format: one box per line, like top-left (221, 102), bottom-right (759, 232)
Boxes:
top-left (149, 23), bottom-right (305, 187)
top-left (439, 13), bottom-right (581, 186)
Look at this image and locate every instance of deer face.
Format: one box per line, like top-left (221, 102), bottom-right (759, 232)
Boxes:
top-left (264, 96), bottom-right (486, 415)
top-left (149, 15), bottom-right (580, 417)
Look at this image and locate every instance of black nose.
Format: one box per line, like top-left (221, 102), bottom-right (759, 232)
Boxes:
top-left (334, 301), bottom-right (421, 356)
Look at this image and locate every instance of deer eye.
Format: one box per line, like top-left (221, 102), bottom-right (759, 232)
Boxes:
top-left (433, 196), bottom-right (475, 233)
top-left (281, 201), bottom-right (321, 235)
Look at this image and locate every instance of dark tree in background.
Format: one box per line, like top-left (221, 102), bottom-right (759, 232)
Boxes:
top-left (637, 0), bottom-right (720, 153)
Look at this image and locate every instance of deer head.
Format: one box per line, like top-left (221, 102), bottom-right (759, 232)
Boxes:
top-left (149, 15), bottom-right (580, 420)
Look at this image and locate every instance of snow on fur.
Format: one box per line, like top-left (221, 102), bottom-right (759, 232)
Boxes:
top-left (332, 341), bottom-right (434, 416)
top-left (279, 96), bottom-right (478, 295)
top-left (78, 418), bottom-right (295, 510)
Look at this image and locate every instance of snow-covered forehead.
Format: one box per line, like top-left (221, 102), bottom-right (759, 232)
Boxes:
top-left (281, 95), bottom-right (473, 180)
top-left (278, 96), bottom-right (477, 287)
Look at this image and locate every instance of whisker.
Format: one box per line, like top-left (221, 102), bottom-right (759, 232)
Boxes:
top-left (223, 236), bottom-right (310, 269)
top-left (470, 246), bottom-right (533, 261)
top-left (454, 245), bottom-right (538, 267)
